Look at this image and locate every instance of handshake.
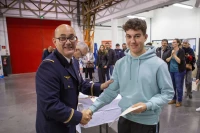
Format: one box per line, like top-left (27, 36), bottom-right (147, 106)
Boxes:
top-left (80, 109), bottom-right (93, 125)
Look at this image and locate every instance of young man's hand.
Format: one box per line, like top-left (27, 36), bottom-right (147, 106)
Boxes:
top-left (80, 109), bottom-right (92, 125)
top-left (100, 80), bottom-right (114, 90)
top-left (131, 102), bottom-right (147, 113)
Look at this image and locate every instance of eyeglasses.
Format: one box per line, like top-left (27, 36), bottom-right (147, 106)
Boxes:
top-left (56, 36), bottom-right (78, 43)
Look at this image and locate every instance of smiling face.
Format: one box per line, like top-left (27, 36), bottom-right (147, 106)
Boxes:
top-left (161, 41), bottom-right (168, 50)
top-left (53, 24), bottom-right (77, 58)
top-left (126, 29), bottom-right (147, 56)
top-left (172, 39), bottom-right (179, 49)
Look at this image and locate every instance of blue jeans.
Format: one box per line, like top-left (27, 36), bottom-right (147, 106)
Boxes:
top-left (170, 71), bottom-right (185, 102)
top-left (106, 65), bottom-right (114, 80)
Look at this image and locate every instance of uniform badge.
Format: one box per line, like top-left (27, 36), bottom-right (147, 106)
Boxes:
top-left (64, 76), bottom-right (71, 80)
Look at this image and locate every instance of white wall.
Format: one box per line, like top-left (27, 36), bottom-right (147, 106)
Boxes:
top-left (151, 6), bottom-right (200, 53)
top-left (94, 26), bottom-right (124, 49)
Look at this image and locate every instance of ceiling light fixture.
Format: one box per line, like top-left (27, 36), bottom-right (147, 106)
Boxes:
top-left (126, 16), bottom-right (146, 20)
top-left (173, 3), bottom-right (193, 9)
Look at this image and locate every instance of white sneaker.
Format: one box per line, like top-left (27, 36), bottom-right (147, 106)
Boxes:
top-left (196, 107), bottom-right (200, 112)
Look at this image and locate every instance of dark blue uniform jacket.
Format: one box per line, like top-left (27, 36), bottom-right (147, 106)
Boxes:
top-left (36, 49), bottom-right (101, 133)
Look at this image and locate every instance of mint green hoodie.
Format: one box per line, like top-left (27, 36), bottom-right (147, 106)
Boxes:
top-left (89, 47), bottom-right (174, 125)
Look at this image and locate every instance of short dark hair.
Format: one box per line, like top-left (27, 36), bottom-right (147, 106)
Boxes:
top-left (122, 43), bottom-right (126, 45)
top-left (123, 18), bottom-right (147, 35)
top-left (162, 39), bottom-right (168, 44)
top-left (116, 43), bottom-right (120, 46)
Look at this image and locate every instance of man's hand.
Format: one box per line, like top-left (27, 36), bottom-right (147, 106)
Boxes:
top-left (86, 109), bottom-right (93, 116)
top-left (104, 66), bottom-right (107, 68)
top-left (80, 109), bottom-right (92, 125)
top-left (100, 80), bottom-right (114, 90)
top-left (131, 102), bottom-right (147, 114)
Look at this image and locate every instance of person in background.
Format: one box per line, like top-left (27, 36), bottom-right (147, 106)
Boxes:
top-left (42, 46), bottom-right (54, 60)
top-left (146, 42), bottom-right (152, 46)
top-left (105, 42), bottom-right (116, 80)
top-left (166, 39), bottom-right (186, 107)
top-left (121, 43), bottom-right (127, 57)
top-left (156, 39), bottom-right (171, 65)
top-left (182, 39), bottom-right (196, 99)
top-left (115, 43), bottom-right (124, 61)
top-left (96, 45), bottom-right (109, 83)
top-left (85, 18), bottom-right (174, 133)
top-left (195, 63), bottom-right (200, 111)
top-left (81, 47), bottom-right (95, 81)
top-left (36, 24), bottom-right (112, 133)
top-left (122, 43), bottom-right (127, 52)
top-left (3, 57), bottom-right (8, 76)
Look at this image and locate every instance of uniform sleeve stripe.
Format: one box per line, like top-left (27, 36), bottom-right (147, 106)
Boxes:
top-left (64, 109), bottom-right (74, 123)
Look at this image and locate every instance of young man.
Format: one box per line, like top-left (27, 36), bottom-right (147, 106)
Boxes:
top-left (85, 18), bottom-right (174, 133)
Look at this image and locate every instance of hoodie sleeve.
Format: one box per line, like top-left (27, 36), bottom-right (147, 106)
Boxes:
top-left (89, 63), bottom-right (120, 113)
top-left (145, 63), bottom-right (174, 111)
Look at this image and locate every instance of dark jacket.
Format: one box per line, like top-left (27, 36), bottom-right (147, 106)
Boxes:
top-left (156, 46), bottom-right (171, 63)
top-left (115, 49), bottom-right (124, 61)
top-left (42, 49), bottom-right (52, 60)
top-left (168, 48), bottom-right (186, 73)
top-left (107, 48), bottom-right (116, 65)
top-left (182, 47), bottom-right (196, 71)
top-left (36, 49), bottom-right (101, 133)
top-left (97, 52), bottom-right (109, 68)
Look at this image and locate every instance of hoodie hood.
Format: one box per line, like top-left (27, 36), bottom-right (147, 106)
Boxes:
top-left (124, 46), bottom-right (157, 81)
top-left (125, 46), bottom-right (156, 59)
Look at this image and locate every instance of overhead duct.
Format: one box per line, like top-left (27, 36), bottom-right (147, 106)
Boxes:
top-left (77, 0), bottom-right (80, 26)
top-left (195, 0), bottom-right (200, 7)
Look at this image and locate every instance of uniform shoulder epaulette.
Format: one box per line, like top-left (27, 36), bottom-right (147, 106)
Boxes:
top-left (43, 59), bottom-right (54, 63)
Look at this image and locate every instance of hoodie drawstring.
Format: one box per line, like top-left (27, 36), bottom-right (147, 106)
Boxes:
top-left (130, 58), bottom-right (140, 82)
top-left (130, 58), bottom-right (132, 80)
top-left (137, 59), bottom-right (140, 82)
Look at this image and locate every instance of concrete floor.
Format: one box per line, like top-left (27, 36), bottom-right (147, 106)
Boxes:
top-left (0, 73), bottom-right (200, 133)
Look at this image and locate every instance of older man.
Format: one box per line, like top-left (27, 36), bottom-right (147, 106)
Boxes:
top-left (182, 39), bottom-right (196, 99)
top-left (36, 24), bottom-right (112, 133)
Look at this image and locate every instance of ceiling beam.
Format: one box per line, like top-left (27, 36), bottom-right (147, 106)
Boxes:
top-left (83, 0), bottom-right (125, 15)
top-left (95, 0), bottom-right (187, 24)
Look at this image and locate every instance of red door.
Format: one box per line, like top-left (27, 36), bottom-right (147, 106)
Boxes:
top-left (6, 17), bottom-right (71, 74)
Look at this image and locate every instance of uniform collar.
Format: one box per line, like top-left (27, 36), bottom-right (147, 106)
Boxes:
top-left (54, 49), bottom-right (71, 67)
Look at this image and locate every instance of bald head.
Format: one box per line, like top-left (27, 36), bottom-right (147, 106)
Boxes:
top-left (54, 24), bottom-right (76, 37)
top-left (52, 24), bottom-right (77, 58)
